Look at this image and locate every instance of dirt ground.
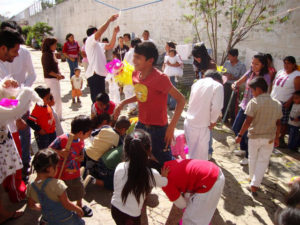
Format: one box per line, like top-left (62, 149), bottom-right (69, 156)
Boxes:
top-left (1, 46), bottom-right (299, 225)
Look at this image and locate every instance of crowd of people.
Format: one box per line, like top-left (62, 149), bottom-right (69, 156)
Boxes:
top-left (0, 13), bottom-right (300, 225)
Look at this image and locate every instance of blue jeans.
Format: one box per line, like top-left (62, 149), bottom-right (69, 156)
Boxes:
top-left (35, 132), bottom-right (57, 150)
top-left (87, 74), bottom-right (105, 103)
top-left (67, 58), bottom-right (78, 78)
top-left (209, 130), bottom-right (213, 155)
top-left (167, 76), bottom-right (176, 109)
top-left (19, 112), bottom-right (31, 166)
top-left (232, 109), bottom-right (248, 158)
top-left (288, 125), bottom-right (300, 150)
top-left (135, 122), bottom-right (173, 165)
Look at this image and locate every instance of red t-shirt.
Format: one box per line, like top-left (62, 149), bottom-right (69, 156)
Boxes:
top-left (132, 68), bottom-right (172, 126)
top-left (162, 159), bottom-right (220, 201)
top-left (28, 104), bottom-right (56, 133)
top-left (92, 101), bottom-right (116, 116)
top-left (62, 41), bottom-right (80, 58)
top-left (50, 134), bottom-right (84, 180)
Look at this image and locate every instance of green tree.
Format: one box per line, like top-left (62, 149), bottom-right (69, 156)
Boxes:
top-left (21, 25), bottom-right (32, 40)
top-left (182, 0), bottom-right (291, 64)
top-left (25, 22), bottom-right (53, 48)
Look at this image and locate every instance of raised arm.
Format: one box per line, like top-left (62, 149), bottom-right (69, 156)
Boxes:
top-left (105, 26), bottom-right (120, 50)
top-left (94, 14), bottom-right (119, 42)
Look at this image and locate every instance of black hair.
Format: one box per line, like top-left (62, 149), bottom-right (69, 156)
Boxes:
top-left (91, 113), bottom-right (111, 129)
top-left (166, 41), bottom-right (176, 49)
top-left (71, 115), bottom-right (92, 134)
top-left (130, 38), bottom-right (142, 48)
top-left (0, 29), bottom-right (24, 49)
top-left (274, 207), bottom-right (300, 225)
top-left (121, 129), bottom-right (155, 204)
top-left (228, 48), bottom-right (239, 57)
top-left (134, 42), bottom-right (158, 65)
top-left (284, 56), bottom-right (296, 65)
top-left (65, 33), bottom-right (73, 41)
top-left (253, 53), bottom-right (269, 77)
top-left (192, 42), bottom-right (212, 71)
top-left (86, 26), bottom-right (97, 37)
top-left (204, 70), bottom-right (223, 84)
top-left (248, 77), bottom-right (268, 93)
top-left (41, 37), bottom-right (57, 53)
top-left (118, 36), bottom-right (124, 40)
top-left (32, 149), bottom-right (59, 173)
top-left (115, 116), bottom-right (130, 130)
top-left (286, 180), bottom-right (300, 208)
top-left (123, 33), bottom-right (131, 40)
top-left (266, 53), bottom-right (273, 63)
top-left (95, 92), bottom-right (109, 104)
top-left (293, 91), bottom-right (300, 97)
top-left (0, 21), bottom-right (22, 34)
top-left (83, 37), bottom-right (87, 44)
top-left (74, 67), bottom-right (81, 72)
top-left (169, 48), bottom-right (177, 55)
top-left (102, 37), bottom-right (109, 43)
top-left (34, 85), bottom-right (51, 99)
top-left (143, 30), bottom-right (149, 35)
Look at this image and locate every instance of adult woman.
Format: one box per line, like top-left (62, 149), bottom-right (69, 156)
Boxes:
top-left (63, 33), bottom-right (80, 78)
top-left (192, 42), bottom-right (216, 79)
top-left (41, 38), bottom-right (64, 120)
top-left (271, 56), bottom-right (300, 147)
top-left (232, 53), bottom-right (271, 165)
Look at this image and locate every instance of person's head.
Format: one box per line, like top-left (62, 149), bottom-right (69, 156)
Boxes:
top-left (32, 149), bottom-right (59, 177)
top-left (65, 33), bottom-right (74, 42)
top-left (286, 179), bottom-right (300, 208)
top-left (251, 53), bottom-right (269, 76)
top-left (283, 56), bottom-right (297, 74)
top-left (123, 33), bottom-right (131, 42)
top-left (34, 85), bottom-right (51, 105)
top-left (102, 37), bottom-right (109, 43)
top-left (48, 93), bottom-right (55, 107)
top-left (112, 50), bottom-right (118, 59)
top-left (71, 115), bottom-right (93, 140)
top-left (274, 207), bottom-right (300, 225)
top-left (227, 49), bottom-right (239, 63)
top-left (168, 48), bottom-right (177, 57)
top-left (122, 129), bottom-right (155, 204)
top-left (86, 26), bottom-right (97, 37)
top-left (0, 29), bottom-right (24, 62)
top-left (249, 77), bottom-right (268, 97)
top-left (134, 42), bottom-right (158, 71)
top-left (130, 38), bottom-right (142, 48)
top-left (118, 36), bottom-right (124, 45)
top-left (95, 93), bottom-right (110, 111)
top-left (83, 37), bottom-right (87, 44)
top-left (0, 21), bottom-right (22, 34)
top-left (142, 30), bottom-right (150, 40)
top-left (91, 113), bottom-right (111, 129)
top-left (204, 70), bottom-right (223, 84)
top-left (41, 38), bottom-right (57, 53)
top-left (266, 53), bottom-right (274, 67)
top-left (292, 91), bottom-right (300, 105)
top-left (192, 42), bottom-right (211, 70)
top-left (165, 41), bottom-right (176, 52)
top-left (115, 116), bottom-right (131, 136)
top-left (74, 68), bottom-right (81, 77)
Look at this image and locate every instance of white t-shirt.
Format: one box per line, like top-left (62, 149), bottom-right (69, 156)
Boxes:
top-left (271, 70), bottom-right (300, 102)
top-left (85, 34), bottom-right (107, 79)
top-left (141, 38), bottom-right (155, 43)
top-left (111, 162), bottom-right (168, 217)
top-left (71, 76), bottom-right (83, 89)
top-left (0, 59), bottom-right (9, 80)
top-left (124, 48), bottom-right (134, 65)
top-left (4, 46), bottom-right (37, 87)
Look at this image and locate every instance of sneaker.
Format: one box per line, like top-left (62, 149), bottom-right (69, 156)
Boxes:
top-left (233, 149), bottom-right (246, 157)
top-left (208, 154), bottom-right (212, 160)
top-left (240, 158), bottom-right (248, 165)
top-left (83, 175), bottom-right (96, 188)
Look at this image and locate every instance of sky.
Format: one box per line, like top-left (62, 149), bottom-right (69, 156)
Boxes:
top-left (0, 0), bottom-right (35, 18)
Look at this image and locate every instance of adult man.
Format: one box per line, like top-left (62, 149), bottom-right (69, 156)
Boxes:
top-left (184, 70), bottom-right (224, 160)
top-left (222, 48), bottom-right (246, 123)
top-left (141, 30), bottom-right (154, 43)
top-left (85, 15), bottom-right (120, 103)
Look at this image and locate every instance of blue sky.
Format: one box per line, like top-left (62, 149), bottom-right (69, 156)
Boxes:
top-left (0, 0), bottom-right (35, 18)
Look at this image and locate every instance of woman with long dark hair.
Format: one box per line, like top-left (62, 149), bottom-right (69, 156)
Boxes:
top-left (41, 38), bottom-right (65, 120)
top-left (231, 53), bottom-right (271, 165)
top-left (111, 129), bottom-right (169, 225)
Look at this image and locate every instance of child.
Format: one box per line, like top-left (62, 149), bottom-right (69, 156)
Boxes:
top-left (288, 91), bottom-right (300, 151)
top-left (236, 77), bottom-right (282, 195)
top-left (111, 129), bottom-right (169, 224)
top-left (170, 129), bottom-right (187, 159)
top-left (85, 117), bottom-right (131, 190)
top-left (27, 149), bottom-right (84, 225)
top-left (114, 42), bottom-right (186, 165)
top-left (50, 115), bottom-right (93, 217)
top-left (27, 86), bottom-right (56, 150)
top-left (91, 92), bottom-right (115, 118)
top-left (71, 68), bottom-right (83, 103)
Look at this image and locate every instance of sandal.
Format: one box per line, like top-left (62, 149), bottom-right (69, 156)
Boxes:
top-left (82, 205), bottom-right (93, 217)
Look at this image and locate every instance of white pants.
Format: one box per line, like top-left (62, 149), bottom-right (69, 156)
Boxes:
top-left (248, 138), bottom-right (273, 187)
top-left (106, 76), bottom-right (120, 104)
top-left (123, 84), bottom-right (136, 111)
top-left (182, 170), bottom-right (225, 225)
top-left (44, 78), bottom-right (62, 119)
top-left (184, 121), bottom-right (210, 160)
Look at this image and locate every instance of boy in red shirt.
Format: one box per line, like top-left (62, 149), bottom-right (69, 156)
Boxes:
top-left (27, 86), bottom-right (56, 150)
top-left (114, 42), bottom-right (185, 165)
top-left (50, 115), bottom-right (93, 217)
top-left (163, 159), bottom-right (225, 225)
top-left (91, 92), bottom-right (115, 119)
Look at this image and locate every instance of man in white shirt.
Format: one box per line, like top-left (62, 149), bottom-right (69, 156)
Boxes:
top-left (85, 15), bottom-right (120, 103)
top-left (184, 70), bottom-right (224, 160)
top-left (141, 30), bottom-right (154, 43)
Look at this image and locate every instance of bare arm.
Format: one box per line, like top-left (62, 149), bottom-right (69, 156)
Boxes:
top-left (59, 191), bottom-right (84, 217)
top-left (27, 197), bottom-right (41, 211)
top-left (274, 119), bottom-right (281, 147)
top-left (235, 116), bottom-right (253, 143)
top-left (284, 76), bottom-right (300, 108)
top-left (113, 96), bottom-right (138, 120)
top-left (232, 74), bottom-right (248, 90)
top-left (94, 14), bottom-right (118, 42)
top-left (105, 26), bottom-right (120, 50)
top-left (166, 61), bottom-right (181, 67)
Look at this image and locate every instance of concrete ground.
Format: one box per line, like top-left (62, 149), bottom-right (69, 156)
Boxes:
top-left (2, 46), bottom-right (300, 225)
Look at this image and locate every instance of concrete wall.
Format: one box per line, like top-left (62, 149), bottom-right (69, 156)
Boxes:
top-left (16, 0), bottom-right (300, 68)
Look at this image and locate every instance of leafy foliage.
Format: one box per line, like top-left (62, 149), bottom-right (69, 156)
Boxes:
top-left (25, 22), bottom-right (53, 49)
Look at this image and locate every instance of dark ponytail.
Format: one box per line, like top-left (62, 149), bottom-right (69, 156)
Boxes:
top-left (121, 129), bottom-right (155, 204)
top-left (253, 53), bottom-right (269, 77)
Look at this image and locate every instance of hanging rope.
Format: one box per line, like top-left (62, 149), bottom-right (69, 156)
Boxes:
top-left (94, 0), bottom-right (163, 11)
